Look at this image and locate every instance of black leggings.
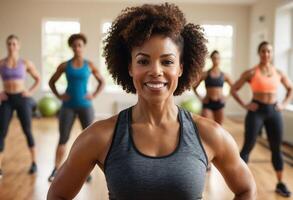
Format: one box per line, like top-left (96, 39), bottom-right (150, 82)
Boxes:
top-left (0, 93), bottom-right (35, 152)
top-left (240, 100), bottom-right (283, 171)
top-left (58, 106), bottom-right (94, 145)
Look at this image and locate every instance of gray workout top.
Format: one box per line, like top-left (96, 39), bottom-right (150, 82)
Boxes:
top-left (104, 106), bottom-right (208, 200)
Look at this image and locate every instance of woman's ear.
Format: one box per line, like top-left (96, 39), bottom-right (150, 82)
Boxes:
top-left (128, 65), bottom-right (133, 77)
top-left (179, 63), bottom-right (183, 77)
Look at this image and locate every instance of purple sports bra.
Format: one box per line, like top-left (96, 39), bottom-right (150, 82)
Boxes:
top-left (0, 59), bottom-right (26, 81)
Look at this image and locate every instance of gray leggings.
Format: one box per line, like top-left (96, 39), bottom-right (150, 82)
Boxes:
top-left (58, 106), bottom-right (94, 145)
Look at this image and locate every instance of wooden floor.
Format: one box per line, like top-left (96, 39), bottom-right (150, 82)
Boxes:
top-left (0, 116), bottom-right (292, 200)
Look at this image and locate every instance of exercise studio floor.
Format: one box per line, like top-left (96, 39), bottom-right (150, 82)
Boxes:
top-left (0, 116), bottom-right (292, 200)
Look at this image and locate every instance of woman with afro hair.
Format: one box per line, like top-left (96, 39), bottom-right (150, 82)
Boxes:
top-left (48, 3), bottom-right (256, 200)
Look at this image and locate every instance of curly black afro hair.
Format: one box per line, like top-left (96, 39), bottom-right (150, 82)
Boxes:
top-left (68, 33), bottom-right (87, 47)
top-left (103, 3), bottom-right (208, 95)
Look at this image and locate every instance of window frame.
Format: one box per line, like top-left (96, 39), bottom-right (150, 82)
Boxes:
top-left (41, 18), bottom-right (80, 91)
top-left (99, 20), bottom-right (124, 93)
top-left (196, 21), bottom-right (236, 96)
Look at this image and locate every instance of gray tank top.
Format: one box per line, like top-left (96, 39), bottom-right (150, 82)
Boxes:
top-left (104, 106), bottom-right (208, 200)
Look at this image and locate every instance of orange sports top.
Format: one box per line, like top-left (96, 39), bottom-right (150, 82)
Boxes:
top-left (249, 66), bottom-right (281, 93)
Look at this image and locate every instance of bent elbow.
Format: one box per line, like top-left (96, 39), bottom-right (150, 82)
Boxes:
top-left (47, 187), bottom-right (66, 200)
top-left (240, 180), bottom-right (257, 200)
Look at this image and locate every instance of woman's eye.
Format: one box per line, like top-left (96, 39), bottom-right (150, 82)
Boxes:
top-left (137, 59), bottom-right (149, 65)
top-left (162, 60), bottom-right (174, 66)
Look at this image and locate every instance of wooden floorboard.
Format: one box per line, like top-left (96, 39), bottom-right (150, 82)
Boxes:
top-left (0, 116), bottom-right (292, 200)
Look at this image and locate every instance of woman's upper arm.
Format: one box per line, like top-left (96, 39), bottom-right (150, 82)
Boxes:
top-left (212, 127), bottom-right (256, 197)
top-left (25, 60), bottom-right (40, 80)
top-left (232, 69), bottom-right (254, 91)
top-left (194, 116), bottom-right (256, 198)
top-left (193, 71), bottom-right (207, 89)
top-left (47, 116), bottom-right (117, 200)
top-left (0, 59), bottom-right (5, 68)
top-left (88, 61), bottom-right (105, 82)
top-left (224, 73), bottom-right (233, 87)
top-left (278, 69), bottom-right (293, 91)
top-left (49, 63), bottom-right (66, 84)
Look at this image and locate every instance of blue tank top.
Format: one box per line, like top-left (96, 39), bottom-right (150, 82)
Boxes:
top-left (104, 107), bottom-right (208, 200)
top-left (63, 59), bottom-right (91, 108)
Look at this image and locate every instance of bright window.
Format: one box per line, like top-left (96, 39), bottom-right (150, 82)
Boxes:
top-left (42, 20), bottom-right (80, 91)
top-left (274, 8), bottom-right (293, 105)
top-left (196, 24), bottom-right (234, 96)
top-left (203, 24), bottom-right (234, 74)
top-left (99, 21), bottom-right (122, 92)
top-left (289, 12), bottom-right (293, 105)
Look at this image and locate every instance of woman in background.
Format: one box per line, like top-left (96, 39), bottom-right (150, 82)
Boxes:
top-left (193, 50), bottom-right (233, 124)
top-left (232, 41), bottom-right (292, 197)
top-left (0, 34), bottom-right (41, 178)
top-left (48, 33), bottom-right (105, 182)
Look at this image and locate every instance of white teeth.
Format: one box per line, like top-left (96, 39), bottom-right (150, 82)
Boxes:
top-left (146, 83), bottom-right (165, 89)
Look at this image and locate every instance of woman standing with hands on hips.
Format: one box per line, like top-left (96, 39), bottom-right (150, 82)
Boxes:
top-left (48, 33), bottom-right (105, 182)
top-left (0, 34), bottom-right (41, 178)
top-left (231, 41), bottom-right (292, 197)
top-left (193, 50), bottom-right (233, 125)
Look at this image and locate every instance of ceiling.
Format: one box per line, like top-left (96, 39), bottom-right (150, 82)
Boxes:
top-left (2, 0), bottom-right (258, 5)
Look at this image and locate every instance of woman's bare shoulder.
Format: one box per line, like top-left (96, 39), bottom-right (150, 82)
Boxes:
top-left (189, 113), bottom-right (232, 161)
top-left (190, 114), bottom-right (223, 145)
top-left (71, 114), bottom-right (120, 165)
top-left (0, 58), bottom-right (5, 66)
top-left (83, 114), bottom-right (119, 144)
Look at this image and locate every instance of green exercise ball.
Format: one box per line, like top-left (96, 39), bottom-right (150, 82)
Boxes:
top-left (38, 96), bottom-right (60, 117)
top-left (180, 98), bottom-right (201, 114)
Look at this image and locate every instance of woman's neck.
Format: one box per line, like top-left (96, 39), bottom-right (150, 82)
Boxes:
top-left (7, 53), bottom-right (19, 61)
top-left (259, 61), bottom-right (271, 69)
top-left (71, 56), bottom-right (84, 67)
top-left (211, 65), bottom-right (219, 70)
top-left (73, 55), bottom-right (83, 62)
top-left (210, 65), bottom-right (220, 73)
top-left (133, 97), bottom-right (178, 126)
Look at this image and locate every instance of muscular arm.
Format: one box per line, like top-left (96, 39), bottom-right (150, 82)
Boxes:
top-left (192, 72), bottom-right (207, 101)
top-left (48, 63), bottom-right (66, 99)
top-left (194, 116), bottom-right (257, 200)
top-left (278, 70), bottom-right (293, 107)
top-left (231, 69), bottom-right (254, 109)
top-left (88, 61), bottom-right (105, 97)
top-left (224, 72), bottom-right (234, 97)
top-left (47, 116), bottom-right (117, 200)
top-left (213, 128), bottom-right (256, 200)
top-left (25, 60), bottom-right (41, 94)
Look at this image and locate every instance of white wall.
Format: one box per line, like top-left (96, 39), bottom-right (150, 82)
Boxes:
top-left (249, 0), bottom-right (279, 66)
top-left (0, 1), bottom-right (250, 116)
top-left (275, 2), bottom-right (293, 145)
top-left (249, 0), bottom-right (292, 71)
top-left (275, 6), bottom-right (292, 101)
top-left (249, 0), bottom-right (284, 103)
top-left (275, 8), bottom-right (291, 73)
top-left (249, 0), bottom-right (293, 144)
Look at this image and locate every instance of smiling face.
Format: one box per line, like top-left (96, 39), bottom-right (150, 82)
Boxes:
top-left (129, 35), bottom-right (183, 103)
top-left (259, 43), bottom-right (273, 64)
